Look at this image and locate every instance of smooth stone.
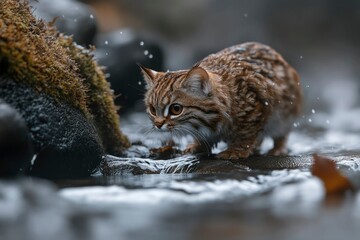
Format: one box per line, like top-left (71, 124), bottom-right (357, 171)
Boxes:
top-left (0, 75), bottom-right (104, 179)
top-left (30, 0), bottom-right (97, 46)
top-left (94, 29), bottom-right (164, 113)
top-left (0, 101), bottom-right (33, 177)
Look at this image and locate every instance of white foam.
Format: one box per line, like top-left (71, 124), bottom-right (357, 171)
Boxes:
top-left (60, 170), bottom-right (310, 206)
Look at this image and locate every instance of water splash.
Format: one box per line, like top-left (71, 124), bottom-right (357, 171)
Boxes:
top-left (104, 155), bottom-right (200, 174)
top-left (60, 169), bottom-right (311, 205)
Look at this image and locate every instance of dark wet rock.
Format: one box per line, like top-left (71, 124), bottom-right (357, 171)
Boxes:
top-left (0, 101), bottom-right (33, 177)
top-left (101, 144), bottom-right (360, 175)
top-left (101, 154), bottom-right (199, 175)
top-left (0, 0), bottom-right (129, 178)
top-left (101, 153), bottom-right (312, 175)
top-left (0, 76), bottom-right (104, 179)
top-left (94, 29), bottom-right (164, 113)
top-left (30, 0), bottom-right (97, 46)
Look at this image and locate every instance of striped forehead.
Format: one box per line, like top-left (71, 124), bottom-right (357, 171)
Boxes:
top-left (149, 72), bottom-right (185, 104)
top-left (156, 71), bottom-right (185, 86)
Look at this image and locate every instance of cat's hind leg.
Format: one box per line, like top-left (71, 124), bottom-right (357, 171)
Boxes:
top-left (267, 135), bottom-right (288, 156)
top-left (215, 136), bottom-right (258, 160)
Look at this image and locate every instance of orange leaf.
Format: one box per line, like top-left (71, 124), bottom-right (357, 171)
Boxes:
top-left (311, 154), bottom-right (353, 194)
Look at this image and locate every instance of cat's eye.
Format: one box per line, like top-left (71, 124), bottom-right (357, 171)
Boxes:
top-left (149, 105), bottom-right (156, 116)
top-left (169, 103), bottom-right (183, 115)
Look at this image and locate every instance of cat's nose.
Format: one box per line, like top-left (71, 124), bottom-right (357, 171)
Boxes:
top-left (154, 120), bottom-right (165, 129)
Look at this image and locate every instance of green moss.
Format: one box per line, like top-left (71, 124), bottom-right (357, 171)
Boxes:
top-left (63, 38), bottom-right (131, 154)
top-left (0, 0), bottom-right (130, 154)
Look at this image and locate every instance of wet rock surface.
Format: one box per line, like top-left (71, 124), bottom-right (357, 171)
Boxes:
top-left (0, 101), bottom-right (33, 177)
top-left (0, 76), bottom-right (103, 179)
top-left (0, 0), bottom-right (129, 178)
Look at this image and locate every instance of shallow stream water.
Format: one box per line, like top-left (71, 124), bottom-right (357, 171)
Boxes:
top-left (1, 110), bottom-right (360, 240)
top-left (58, 110), bottom-right (360, 239)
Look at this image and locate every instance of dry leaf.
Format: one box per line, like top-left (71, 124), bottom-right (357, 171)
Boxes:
top-left (311, 154), bottom-right (354, 194)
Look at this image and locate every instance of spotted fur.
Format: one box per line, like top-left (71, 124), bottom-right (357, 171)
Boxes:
top-left (141, 42), bottom-right (302, 159)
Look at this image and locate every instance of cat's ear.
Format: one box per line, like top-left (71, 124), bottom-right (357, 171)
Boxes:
top-left (138, 64), bottom-right (158, 89)
top-left (183, 66), bottom-right (211, 96)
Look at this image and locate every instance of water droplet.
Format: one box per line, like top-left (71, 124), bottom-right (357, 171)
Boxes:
top-left (244, 13), bottom-right (248, 18)
top-left (311, 109), bottom-right (316, 114)
top-left (138, 81), bottom-right (142, 85)
top-left (300, 55), bottom-right (303, 59)
top-left (308, 118), bottom-right (312, 123)
top-left (104, 40), bottom-right (109, 45)
top-left (105, 52), bottom-right (108, 56)
top-left (264, 101), bottom-right (269, 106)
top-left (293, 123), bottom-right (298, 127)
top-left (140, 41), bottom-right (144, 46)
top-left (90, 14), bottom-right (94, 19)
top-left (306, 85), bottom-right (310, 88)
top-left (326, 120), bottom-right (330, 124)
top-left (144, 50), bottom-right (149, 56)
top-left (149, 54), bottom-right (153, 59)
top-left (120, 31), bottom-right (123, 34)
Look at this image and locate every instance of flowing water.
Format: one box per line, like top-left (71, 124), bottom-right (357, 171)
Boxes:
top-left (55, 110), bottom-right (360, 240)
top-left (1, 110), bottom-right (360, 240)
top-left (0, 109), bottom-right (360, 240)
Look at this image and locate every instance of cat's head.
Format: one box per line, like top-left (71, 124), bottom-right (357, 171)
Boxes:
top-left (140, 65), bottom-right (228, 137)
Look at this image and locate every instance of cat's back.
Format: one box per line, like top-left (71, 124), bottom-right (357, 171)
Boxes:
top-left (199, 42), bottom-right (290, 77)
top-left (199, 42), bottom-right (302, 119)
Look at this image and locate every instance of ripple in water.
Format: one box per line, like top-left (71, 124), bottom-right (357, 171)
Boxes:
top-left (60, 170), bottom-right (311, 205)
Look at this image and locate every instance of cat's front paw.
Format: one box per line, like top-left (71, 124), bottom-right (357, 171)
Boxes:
top-left (183, 143), bottom-right (202, 154)
top-left (216, 149), bottom-right (250, 160)
top-left (267, 147), bottom-right (287, 156)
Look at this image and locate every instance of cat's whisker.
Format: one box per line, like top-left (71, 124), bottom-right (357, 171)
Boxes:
top-left (171, 129), bottom-right (183, 146)
top-left (188, 129), bottom-right (212, 155)
top-left (139, 125), bottom-right (154, 134)
top-left (172, 129), bottom-right (181, 140)
top-left (143, 126), bottom-right (157, 138)
top-left (222, 111), bottom-right (232, 123)
top-left (177, 126), bottom-right (212, 155)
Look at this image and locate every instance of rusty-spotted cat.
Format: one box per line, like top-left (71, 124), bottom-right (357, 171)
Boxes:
top-left (140, 42), bottom-right (302, 159)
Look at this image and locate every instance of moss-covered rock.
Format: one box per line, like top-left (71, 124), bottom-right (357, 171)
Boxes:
top-left (0, 0), bottom-right (130, 178)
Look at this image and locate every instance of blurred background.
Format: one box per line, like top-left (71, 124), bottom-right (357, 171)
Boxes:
top-left (31, 0), bottom-right (360, 121)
